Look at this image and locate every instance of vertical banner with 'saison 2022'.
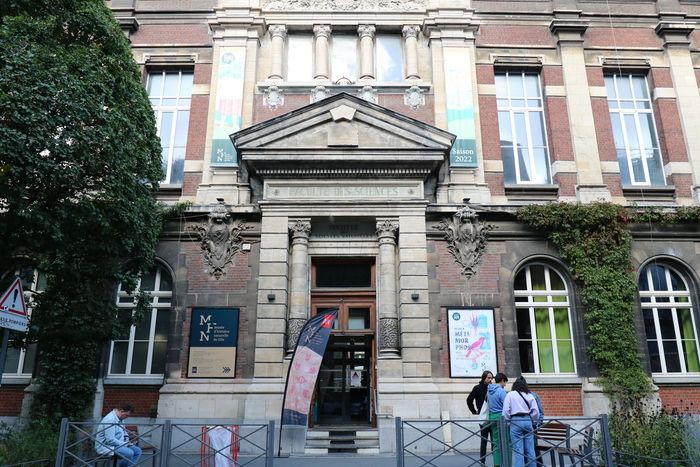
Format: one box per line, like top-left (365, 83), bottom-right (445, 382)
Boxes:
top-left (281, 310), bottom-right (338, 426)
top-left (443, 47), bottom-right (477, 168)
top-left (210, 47), bottom-right (246, 167)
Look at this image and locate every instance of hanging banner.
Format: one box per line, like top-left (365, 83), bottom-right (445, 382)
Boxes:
top-left (447, 308), bottom-right (497, 377)
top-left (210, 47), bottom-right (246, 167)
top-left (443, 47), bottom-right (477, 167)
top-left (281, 310), bottom-right (338, 426)
top-left (0, 277), bottom-right (28, 332)
top-left (188, 308), bottom-right (239, 378)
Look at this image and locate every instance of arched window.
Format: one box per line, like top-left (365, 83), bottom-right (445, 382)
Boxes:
top-left (515, 263), bottom-right (576, 374)
top-left (109, 265), bottom-right (172, 376)
top-left (639, 263), bottom-right (700, 374)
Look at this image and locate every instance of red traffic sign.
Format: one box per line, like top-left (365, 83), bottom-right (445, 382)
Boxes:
top-left (0, 278), bottom-right (28, 332)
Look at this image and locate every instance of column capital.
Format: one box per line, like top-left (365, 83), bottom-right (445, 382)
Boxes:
top-left (549, 18), bottom-right (589, 43)
top-left (269, 24), bottom-right (287, 39)
top-left (402, 25), bottom-right (421, 39)
top-left (313, 24), bottom-right (332, 39)
top-left (358, 24), bottom-right (376, 38)
top-left (289, 219), bottom-right (311, 238)
top-left (655, 21), bottom-right (694, 47)
top-left (376, 219), bottom-right (399, 238)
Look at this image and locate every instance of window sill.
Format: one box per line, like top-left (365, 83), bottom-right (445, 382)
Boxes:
top-left (652, 374), bottom-right (700, 385)
top-left (156, 185), bottom-right (183, 203)
top-left (104, 376), bottom-right (164, 386)
top-left (519, 374), bottom-right (582, 385)
top-left (0, 376), bottom-right (32, 386)
top-left (504, 184), bottom-right (559, 201)
top-left (622, 185), bottom-right (676, 203)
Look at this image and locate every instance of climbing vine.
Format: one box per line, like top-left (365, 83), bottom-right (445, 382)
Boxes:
top-left (518, 202), bottom-right (700, 409)
top-left (517, 202), bottom-right (646, 408)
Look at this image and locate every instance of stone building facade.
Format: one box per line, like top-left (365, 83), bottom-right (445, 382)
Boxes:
top-left (3, 0), bottom-right (700, 453)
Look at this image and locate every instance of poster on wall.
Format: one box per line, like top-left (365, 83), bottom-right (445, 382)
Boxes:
top-left (443, 47), bottom-right (478, 168)
top-left (188, 307), bottom-right (239, 378)
top-left (210, 47), bottom-right (246, 167)
top-left (447, 308), bottom-right (497, 377)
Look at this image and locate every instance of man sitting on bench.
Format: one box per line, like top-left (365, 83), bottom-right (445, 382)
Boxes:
top-left (95, 402), bottom-right (142, 466)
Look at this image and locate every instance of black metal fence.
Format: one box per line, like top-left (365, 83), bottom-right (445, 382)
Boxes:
top-left (53, 418), bottom-right (275, 467)
top-left (395, 416), bottom-right (614, 467)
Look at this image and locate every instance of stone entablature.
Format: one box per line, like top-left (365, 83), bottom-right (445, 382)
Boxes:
top-left (264, 181), bottom-right (424, 200)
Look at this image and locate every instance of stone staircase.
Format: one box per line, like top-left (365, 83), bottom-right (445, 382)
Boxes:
top-left (305, 428), bottom-right (380, 454)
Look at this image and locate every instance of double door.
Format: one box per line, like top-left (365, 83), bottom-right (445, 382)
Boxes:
top-left (311, 298), bottom-right (375, 427)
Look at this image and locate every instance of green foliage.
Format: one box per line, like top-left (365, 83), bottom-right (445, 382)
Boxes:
top-left (0, 0), bottom-right (163, 424)
top-left (0, 422), bottom-right (58, 465)
top-left (517, 202), bottom-right (651, 408)
top-left (610, 408), bottom-right (699, 465)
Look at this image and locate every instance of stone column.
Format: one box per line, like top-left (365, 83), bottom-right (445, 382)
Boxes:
top-left (377, 219), bottom-right (400, 358)
top-left (287, 219), bottom-right (311, 353)
top-left (358, 25), bottom-right (376, 79)
top-left (313, 25), bottom-right (331, 80)
top-left (402, 25), bottom-right (421, 80)
top-left (268, 24), bottom-right (287, 80)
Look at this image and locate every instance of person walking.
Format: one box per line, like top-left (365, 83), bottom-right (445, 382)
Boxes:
top-left (487, 372), bottom-right (508, 467)
top-left (467, 370), bottom-right (494, 464)
top-left (95, 402), bottom-right (141, 467)
top-left (502, 376), bottom-right (540, 467)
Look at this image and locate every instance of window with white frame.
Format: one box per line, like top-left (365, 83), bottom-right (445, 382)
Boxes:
top-left (109, 265), bottom-right (172, 376)
top-left (515, 264), bottom-right (576, 374)
top-left (605, 74), bottom-right (665, 186)
top-left (2, 269), bottom-right (43, 378)
top-left (147, 71), bottom-right (193, 186)
top-left (639, 263), bottom-right (700, 374)
top-left (496, 72), bottom-right (552, 185)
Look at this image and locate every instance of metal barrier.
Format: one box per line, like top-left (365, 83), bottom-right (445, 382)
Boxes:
top-left (395, 416), bottom-right (614, 467)
top-left (54, 418), bottom-right (275, 467)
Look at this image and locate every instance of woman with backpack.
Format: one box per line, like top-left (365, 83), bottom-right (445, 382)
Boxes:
top-left (502, 376), bottom-right (540, 467)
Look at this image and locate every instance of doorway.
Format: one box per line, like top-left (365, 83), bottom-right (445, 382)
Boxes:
top-left (310, 258), bottom-right (376, 427)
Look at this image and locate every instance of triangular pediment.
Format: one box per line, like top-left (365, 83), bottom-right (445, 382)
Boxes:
top-left (232, 93), bottom-right (455, 177)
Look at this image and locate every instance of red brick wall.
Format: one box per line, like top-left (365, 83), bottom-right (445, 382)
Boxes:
top-left (102, 386), bottom-right (161, 418)
top-left (0, 386), bottom-right (25, 416)
top-left (653, 98), bottom-right (688, 164)
top-left (658, 385), bottom-right (700, 414)
top-left (545, 96), bottom-right (573, 163)
top-left (477, 25), bottom-right (554, 47)
top-left (531, 386), bottom-right (583, 416)
top-left (586, 27), bottom-right (660, 48)
top-left (130, 24), bottom-right (212, 46)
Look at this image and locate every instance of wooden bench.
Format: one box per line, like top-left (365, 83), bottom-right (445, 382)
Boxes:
top-left (535, 421), bottom-right (571, 466)
top-left (126, 425), bottom-right (158, 466)
top-left (556, 427), bottom-right (596, 467)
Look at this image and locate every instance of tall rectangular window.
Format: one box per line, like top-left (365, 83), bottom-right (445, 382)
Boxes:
top-left (331, 35), bottom-right (358, 82)
top-left (287, 34), bottom-right (313, 82)
top-left (605, 74), bottom-right (665, 186)
top-left (376, 35), bottom-right (402, 82)
top-left (496, 72), bottom-right (551, 184)
top-left (109, 266), bottom-right (171, 376)
top-left (147, 71), bottom-right (193, 186)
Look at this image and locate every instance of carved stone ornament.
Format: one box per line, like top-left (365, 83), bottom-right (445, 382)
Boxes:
top-left (434, 204), bottom-right (495, 280)
top-left (404, 85), bottom-right (424, 110)
top-left (189, 199), bottom-right (251, 280)
top-left (264, 0), bottom-right (426, 11)
top-left (402, 25), bottom-right (421, 39)
top-left (289, 219), bottom-right (311, 237)
top-left (376, 219), bottom-right (399, 236)
top-left (358, 86), bottom-right (377, 104)
top-left (379, 317), bottom-right (400, 350)
top-left (287, 318), bottom-right (307, 351)
top-left (269, 24), bottom-right (287, 39)
top-left (358, 24), bottom-right (376, 38)
top-left (311, 85), bottom-right (329, 103)
top-left (264, 86), bottom-right (284, 109)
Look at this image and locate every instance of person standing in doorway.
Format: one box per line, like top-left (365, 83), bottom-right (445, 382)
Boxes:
top-left (503, 377), bottom-right (539, 467)
top-left (95, 402), bottom-right (141, 467)
top-left (487, 372), bottom-right (508, 467)
top-left (467, 370), bottom-right (494, 464)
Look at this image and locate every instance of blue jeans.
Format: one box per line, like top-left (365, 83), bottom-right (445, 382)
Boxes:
top-left (510, 417), bottom-right (535, 467)
top-left (114, 444), bottom-right (142, 467)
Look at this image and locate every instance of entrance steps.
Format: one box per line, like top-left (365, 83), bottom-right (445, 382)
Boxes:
top-left (305, 428), bottom-right (379, 454)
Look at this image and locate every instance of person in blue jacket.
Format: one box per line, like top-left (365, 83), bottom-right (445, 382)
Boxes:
top-left (95, 402), bottom-right (141, 467)
top-left (487, 372), bottom-right (509, 467)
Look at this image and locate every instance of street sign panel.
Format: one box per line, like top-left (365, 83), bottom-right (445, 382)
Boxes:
top-left (0, 277), bottom-right (28, 332)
